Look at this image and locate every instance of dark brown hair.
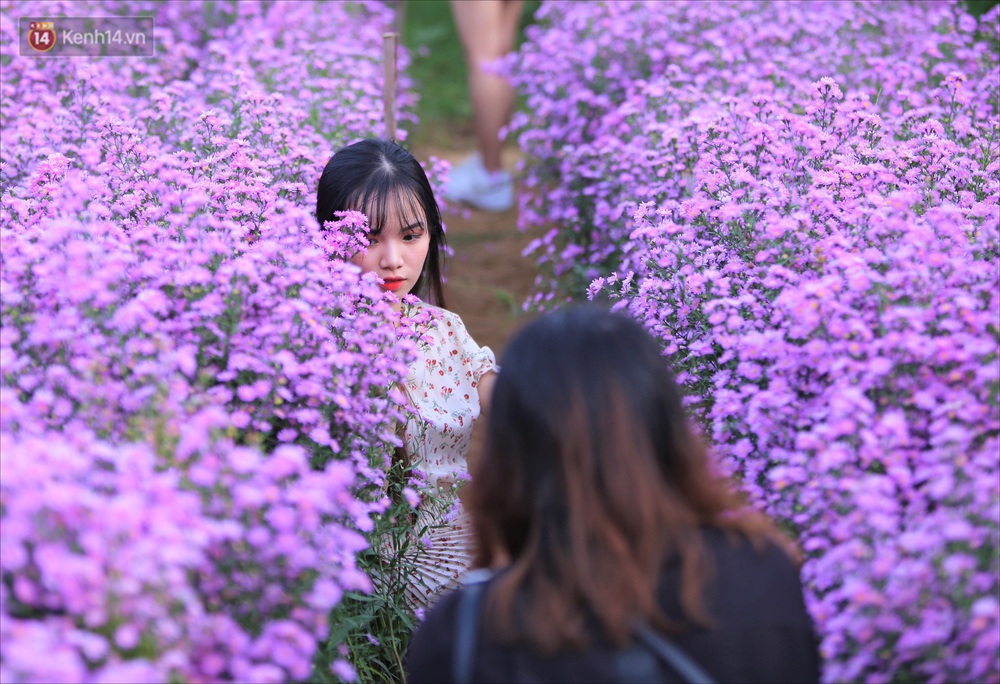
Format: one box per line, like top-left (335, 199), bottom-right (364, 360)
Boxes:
top-left (470, 305), bottom-right (795, 652)
top-left (316, 138), bottom-right (446, 307)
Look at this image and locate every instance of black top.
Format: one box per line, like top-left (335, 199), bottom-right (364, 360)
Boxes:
top-left (406, 527), bottom-right (821, 683)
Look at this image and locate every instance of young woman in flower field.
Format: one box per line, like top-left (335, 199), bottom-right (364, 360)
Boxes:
top-left (406, 305), bottom-right (820, 683)
top-left (316, 138), bottom-right (499, 608)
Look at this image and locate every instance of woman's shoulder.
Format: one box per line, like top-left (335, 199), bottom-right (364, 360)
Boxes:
top-left (695, 526), bottom-right (811, 627)
top-left (416, 301), bottom-right (469, 330)
top-left (405, 583), bottom-right (466, 683)
top-left (404, 301), bottom-right (497, 383)
top-left (410, 301), bottom-right (494, 356)
top-left (696, 526), bottom-right (799, 578)
top-left (700, 526), bottom-right (796, 568)
top-left (403, 300), bottom-right (462, 332)
top-left (667, 527), bottom-right (820, 682)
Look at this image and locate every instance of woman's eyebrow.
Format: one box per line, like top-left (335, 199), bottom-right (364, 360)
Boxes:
top-left (401, 221), bottom-right (426, 232)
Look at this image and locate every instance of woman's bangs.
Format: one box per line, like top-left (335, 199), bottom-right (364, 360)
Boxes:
top-left (353, 183), bottom-right (424, 237)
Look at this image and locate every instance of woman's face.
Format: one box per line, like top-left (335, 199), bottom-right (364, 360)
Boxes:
top-left (350, 192), bottom-right (430, 305)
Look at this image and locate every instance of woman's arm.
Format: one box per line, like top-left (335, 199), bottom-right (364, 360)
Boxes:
top-left (477, 369), bottom-right (497, 417)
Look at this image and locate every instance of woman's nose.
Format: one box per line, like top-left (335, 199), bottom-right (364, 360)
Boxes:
top-left (380, 239), bottom-right (404, 270)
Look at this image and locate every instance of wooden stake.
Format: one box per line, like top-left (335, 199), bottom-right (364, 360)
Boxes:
top-left (383, 31), bottom-right (398, 141)
top-left (394, 0), bottom-right (406, 42)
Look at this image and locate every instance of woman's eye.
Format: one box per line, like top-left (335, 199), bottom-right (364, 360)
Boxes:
top-left (404, 231), bottom-right (424, 242)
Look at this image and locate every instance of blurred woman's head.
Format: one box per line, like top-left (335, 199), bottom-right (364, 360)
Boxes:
top-left (471, 305), bottom-right (786, 651)
top-left (316, 138), bottom-right (446, 307)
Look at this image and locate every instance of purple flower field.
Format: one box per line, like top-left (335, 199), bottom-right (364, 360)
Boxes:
top-left (507, 1), bottom-right (999, 681)
top-left (2, 0), bottom-right (998, 682)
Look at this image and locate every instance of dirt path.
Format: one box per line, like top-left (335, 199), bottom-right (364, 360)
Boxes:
top-left (414, 145), bottom-right (544, 358)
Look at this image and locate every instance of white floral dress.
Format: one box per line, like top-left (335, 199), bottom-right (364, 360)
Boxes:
top-left (399, 301), bottom-right (497, 608)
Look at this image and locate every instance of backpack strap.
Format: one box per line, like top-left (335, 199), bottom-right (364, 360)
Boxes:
top-left (631, 624), bottom-right (716, 684)
top-left (615, 645), bottom-right (664, 683)
top-left (451, 570), bottom-right (493, 684)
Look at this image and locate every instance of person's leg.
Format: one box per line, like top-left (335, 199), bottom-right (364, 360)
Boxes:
top-left (451, 0), bottom-right (523, 173)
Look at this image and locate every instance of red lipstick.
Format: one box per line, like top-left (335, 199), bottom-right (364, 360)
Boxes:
top-left (382, 277), bottom-right (405, 292)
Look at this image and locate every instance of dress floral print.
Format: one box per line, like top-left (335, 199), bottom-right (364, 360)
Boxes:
top-left (398, 301), bottom-right (497, 607)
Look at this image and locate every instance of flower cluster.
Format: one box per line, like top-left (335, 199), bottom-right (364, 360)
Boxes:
top-left (1, 1), bottom-right (423, 681)
top-left (501, 2), bottom-right (1000, 680)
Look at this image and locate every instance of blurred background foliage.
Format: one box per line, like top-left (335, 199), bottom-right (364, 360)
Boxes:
top-left (398, 0), bottom-right (997, 148)
top-left (399, 0), bottom-right (541, 148)
top-left (967, 0), bottom-right (999, 15)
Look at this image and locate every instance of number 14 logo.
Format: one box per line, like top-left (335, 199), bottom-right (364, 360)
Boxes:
top-left (27, 21), bottom-right (55, 53)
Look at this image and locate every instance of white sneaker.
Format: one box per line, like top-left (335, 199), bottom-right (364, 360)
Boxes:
top-left (444, 153), bottom-right (515, 213)
top-left (444, 153), bottom-right (483, 198)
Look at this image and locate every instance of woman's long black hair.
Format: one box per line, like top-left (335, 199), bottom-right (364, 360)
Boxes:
top-left (316, 138), bottom-right (446, 307)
